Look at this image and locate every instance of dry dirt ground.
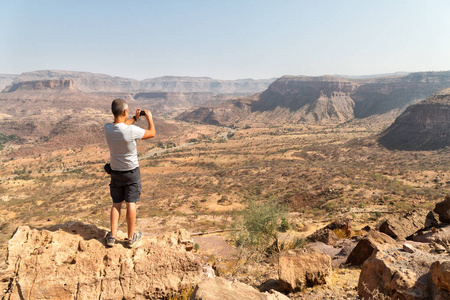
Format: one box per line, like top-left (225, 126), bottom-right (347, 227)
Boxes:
top-left (1, 117), bottom-right (449, 298)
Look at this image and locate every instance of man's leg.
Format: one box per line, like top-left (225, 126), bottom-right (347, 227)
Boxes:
top-left (126, 202), bottom-right (136, 240)
top-left (110, 202), bottom-right (123, 238)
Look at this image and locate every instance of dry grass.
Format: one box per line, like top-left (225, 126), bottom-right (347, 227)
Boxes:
top-left (0, 119), bottom-right (449, 298)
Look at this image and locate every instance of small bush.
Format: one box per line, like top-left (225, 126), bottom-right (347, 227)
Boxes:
top-left (232, 198), bottom-right (288, 254)
top-left (279, 217), bottom-right (290, 232)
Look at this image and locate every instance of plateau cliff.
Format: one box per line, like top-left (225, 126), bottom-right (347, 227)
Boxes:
top-left (10, 70), bottom-right (275, 94)
top-left (3, 79), bottom-right (75, 93)
top-left (180, 71), bottom-right (450, 126)
top-left (379, 88), bottom-right (450, 150)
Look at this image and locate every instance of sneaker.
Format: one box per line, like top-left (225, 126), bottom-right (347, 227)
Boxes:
top-left (126, 231), bottom-right (143, 248)
top-left (105, 232), bottom-right (116, 247)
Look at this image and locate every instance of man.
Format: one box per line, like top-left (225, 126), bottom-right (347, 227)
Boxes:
top-left (104, 98), bottom-right (155, 248)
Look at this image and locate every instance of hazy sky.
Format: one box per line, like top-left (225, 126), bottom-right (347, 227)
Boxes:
top-left (1, 0), bottom-right (450, 80)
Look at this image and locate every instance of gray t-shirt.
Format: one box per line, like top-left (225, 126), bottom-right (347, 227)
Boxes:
top-left (104, 123), bottom-right (145, 171)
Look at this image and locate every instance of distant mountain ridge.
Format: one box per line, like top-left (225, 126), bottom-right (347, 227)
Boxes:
top-left (1, 70), bottom-right (275, 94)
top-left (179, 71), bottom-right (450, 126)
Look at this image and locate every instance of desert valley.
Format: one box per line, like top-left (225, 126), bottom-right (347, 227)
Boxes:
top-left (0, 70), bottom-right (449, 299)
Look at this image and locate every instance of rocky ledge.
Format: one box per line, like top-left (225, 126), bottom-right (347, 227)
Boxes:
top-left (0, 221), bottom-right (202, 299)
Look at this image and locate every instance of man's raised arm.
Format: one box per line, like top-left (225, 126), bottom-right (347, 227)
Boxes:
top-left (142, 110), bottom-right (155, 140)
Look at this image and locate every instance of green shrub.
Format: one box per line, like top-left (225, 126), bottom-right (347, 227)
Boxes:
top-left (233, 198), bottom-right (287, 252)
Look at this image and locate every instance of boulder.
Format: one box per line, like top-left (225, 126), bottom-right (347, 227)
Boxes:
top-left (379, 210), bottom-right (438, 240)
top-left (434, 195), bottom-right (450, 223)
top-left (358, 244), bottom-right (450, 299)
top-left (306, 229), bottom-right (339, 246)
top-left (278, 248), bottom-right (332, 292)
top-left (345, 230), bottom-right (396, 266)
top-left (1, 221), bottom-right (202, 299)
top-left (431, 261), bottom-right (450, 291)
top-left (306, 218), bottom-right (353, 246)
top-left (191, 277), bottom-right (289, 300)
top-left (402, 243), bottom-right (416, 254)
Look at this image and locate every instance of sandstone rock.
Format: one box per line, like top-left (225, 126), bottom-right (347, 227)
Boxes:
top-left (345, 230), bottom-right (396, 266)
top-left (358, 244), bottom-right (450, 299)
top-left (306, 218), bottom-right (352, 246)
top-left (433, 243), bottom-right (446, 254)
top-left (306, 229), bottom-right (339, 246)
top-left (403, 243), bottom-right (416, 254)
top-left (177, 228), bottom-right (194, 251)
top-left (431, 261), bottom-right (450, 291)
top-left (379, 210), bottom-right (438, 240)
top-left (278, 248), bottom-right (332, 292)
top-left (191, 277), bottom-right (289, 300)
top-left (434, 195), bottom-right (450, 223)
top-left (202, 264), bottom-right (216, 279)
top-left (1, 221), bottom-right (202, 299)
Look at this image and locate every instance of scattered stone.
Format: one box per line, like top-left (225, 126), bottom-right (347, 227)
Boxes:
top-left (403, 243), bottom-right (416, 253)
top-left (358, 244), bottom-right (449, 299)
top-left (191, 277), bottom-right (289, 300)
top-left (434, 195), bottom-right (450, 223)
top-left (1, 222), bottom-right (202, 299)
top-left (379, 210), bottom-right (438, 240)
top-left (361, 225), bottom-right (371, 232)
top-left (433, 243), bottom-right (446, 254)
top-left (278, 248), bottom-right (332, 293)
top-left (307, 229), bottom-right (339, 246)
top-left (412, 224), bottom-right (450, 244)
top-left (258, 279), bottom-right (280, 293)
top-left (177, 228), bottom-right (194, 251)
top-left (202, 264), bottom-right (216, 279)
top-left (307, 218), bottom-right (353, 246)
top-left (430, 261), bottom-right (450, 291)
top-left (345, 230), bottom-right (396, 266)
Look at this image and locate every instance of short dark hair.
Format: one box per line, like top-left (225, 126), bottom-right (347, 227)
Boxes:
top-left (111, 99), bottom-right (128, 117)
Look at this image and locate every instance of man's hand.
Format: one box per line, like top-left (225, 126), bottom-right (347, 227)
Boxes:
top-left (135, 109), bottom-right (142, 121)
top-left (142, 109), bottom-right (155, 140)
top-left (143, 110), bottom-right (152, 120)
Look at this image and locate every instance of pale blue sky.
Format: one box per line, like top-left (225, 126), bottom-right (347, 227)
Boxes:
top-left (1, 0), bottom-right (449, 80)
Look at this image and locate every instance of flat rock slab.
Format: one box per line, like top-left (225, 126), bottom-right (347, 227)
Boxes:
top-left (191, 277), bottom-right (289, 300)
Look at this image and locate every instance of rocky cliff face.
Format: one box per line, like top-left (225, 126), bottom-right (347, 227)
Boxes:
top-left (353, 72), bottom-right (450, 118)
top-left (3, 79), bottom-right (76, 93)
top-left (180, 71), bottom-right (450, 126)
top-left (14, 70), bottom-right (274, 94)
top-left (378, 88), bottom-right (450, 150)
top-left (252, 76), bottom-right (357, 123)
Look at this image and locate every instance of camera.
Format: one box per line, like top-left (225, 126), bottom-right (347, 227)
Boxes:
top-left (140, 110), bottom-right (146, 116)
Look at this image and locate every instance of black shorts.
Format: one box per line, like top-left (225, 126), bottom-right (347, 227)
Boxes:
top-left (109, 167), bottom-right (141, 203)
